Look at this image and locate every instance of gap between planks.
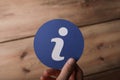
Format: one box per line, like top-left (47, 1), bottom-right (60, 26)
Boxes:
top-left (0, 19), bottom-right (120, 44)
top-left (84, 67), bottom-right (120, 80)
top-left (0, 19), bottom-right (120, 80)
top-left (0, 0), bottom-right (120, 43)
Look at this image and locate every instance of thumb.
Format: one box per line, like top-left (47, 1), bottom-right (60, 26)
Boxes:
top-left (57, 58), bottom-right (76, 80)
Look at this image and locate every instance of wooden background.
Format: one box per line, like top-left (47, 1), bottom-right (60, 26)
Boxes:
top-left (0, 0), bottom-right (120, 80)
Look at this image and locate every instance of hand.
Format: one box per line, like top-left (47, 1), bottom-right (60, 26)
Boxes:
top-left (40, 58), bottom-right (83, 80)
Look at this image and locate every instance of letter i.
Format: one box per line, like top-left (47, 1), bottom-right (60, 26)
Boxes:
top-left (51, 27), bottom-right (68, 61)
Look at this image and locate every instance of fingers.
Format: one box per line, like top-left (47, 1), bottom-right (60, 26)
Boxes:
top-left (40, 76), bottom-right (56, 80)
top-left (43, 68), bottom-right (60, 77)
top-left (69, 64), bottom-right (83, 80)
top-left (75, 64), bottom-right (83, 80)
top-left (40, 58), bottom-right (84, 80)
top-left (57, 58), bottom-right (76, 80)
top-left (69, 71), bottom-right (76, 80)
top-left (40, 68), bottom-right (60, 80)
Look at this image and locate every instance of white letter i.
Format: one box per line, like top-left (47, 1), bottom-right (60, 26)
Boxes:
top-left (51, 27), bottom-right (68, 61)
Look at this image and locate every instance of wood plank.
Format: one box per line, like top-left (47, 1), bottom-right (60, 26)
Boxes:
top-left (0, 20), bottom-right (120, 80)
top-left (78, 20), bottom-right (120, 75)
top-left (0, 38), bottom-right (43, 80)
top-left (0, 0), bottom-right (120, 42)
top-left (84, 67), bottom-right (120, 80)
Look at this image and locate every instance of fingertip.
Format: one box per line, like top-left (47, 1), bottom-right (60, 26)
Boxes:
top-left (43, 70), bottom-right (48, 76)
top-left (43, 69), bottom-right (53, 76)
top-left (67, 58), bottom-right (76, 65)
top-left (57, 58), bottom-right (76, 80)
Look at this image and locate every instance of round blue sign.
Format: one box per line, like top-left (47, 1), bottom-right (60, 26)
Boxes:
top-left (34, 19), bottom-right (84, 69)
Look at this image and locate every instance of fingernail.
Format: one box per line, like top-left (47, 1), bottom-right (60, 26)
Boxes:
top-left (67, 58), bottom-right (76, 65)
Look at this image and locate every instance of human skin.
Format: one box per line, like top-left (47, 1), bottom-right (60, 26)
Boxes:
top-left (40, 58), bottom-right (83, 80)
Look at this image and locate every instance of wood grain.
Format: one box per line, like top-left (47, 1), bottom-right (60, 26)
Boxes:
top-left (0, 0), bottom-right (120, 42)
top-left (85, 67), bottom-right (120, 80)
top-left (78, 19), bottom-right (120, 75)
top-left (0, 20), bottom-right (120, 80)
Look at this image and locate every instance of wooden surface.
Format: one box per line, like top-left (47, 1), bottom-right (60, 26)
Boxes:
top-left (0, 20), bottom-right (120, 80)
top-left (0, 0), bottom-right (120, 80)
top-left (0, 0), bottom-right (120, 42)
top-left (85, 67), bottom-right (120, 80)
top-left (78, 20), bottom-right (120, 75)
